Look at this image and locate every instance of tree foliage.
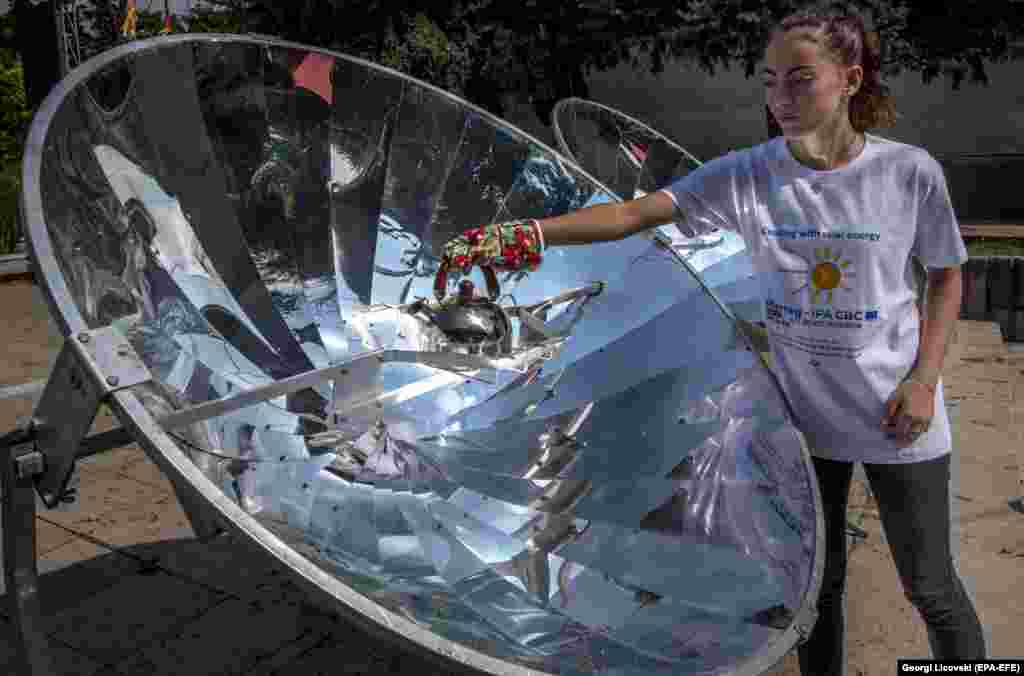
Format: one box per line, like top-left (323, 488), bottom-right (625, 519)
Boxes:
top-left (188, 1), bottom-right (243, 34)
top-left (0, 13), bottom-right (26, 253)
top-left (78, 0), bottom-right (187, 59)
top-left (0, 11), bottom-right (30, 166)
top-left (78, 0), bottom-right (124, 61)
top-left (643, 0), bottom-right (1024, 90)
top-left (176, 0), bottom-right (1024, 124)
top-left (0, 50), bottom-right (30, 166)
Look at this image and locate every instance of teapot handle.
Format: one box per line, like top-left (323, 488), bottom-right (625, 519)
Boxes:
top-left (434, 264), bottom-right (501, 302)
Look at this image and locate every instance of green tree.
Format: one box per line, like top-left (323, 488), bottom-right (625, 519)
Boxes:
top-left (185, 0), bottom-right (1024, 124)
top-left (78, 0), bottom-right (124, 61)
top-left (188, 0), bottom-right (243, 33)
top-left (379, 12), bottom-right (473, 95)
top-left (638, 0), bottom-right (1024, 89)
top-left (0, 12), bottom-right (29, 254)
top-left (0, 50), bottom-right (30, 165)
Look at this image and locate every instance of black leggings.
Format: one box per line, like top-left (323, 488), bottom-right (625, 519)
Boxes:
top-left (798, 454), bottom-right (986, 676)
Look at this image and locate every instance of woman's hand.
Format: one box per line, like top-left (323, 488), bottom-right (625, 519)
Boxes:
top-left (434, 220), bottom-right (544, 300)
top-left (881, 378), bottom-right (935, 448)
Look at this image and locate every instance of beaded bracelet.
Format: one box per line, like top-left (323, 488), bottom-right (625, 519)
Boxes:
top-left (435, 220), bottom-right (545, 300)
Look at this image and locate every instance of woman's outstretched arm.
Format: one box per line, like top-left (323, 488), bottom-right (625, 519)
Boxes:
top-left (536, 191), bottom-right (679, 246)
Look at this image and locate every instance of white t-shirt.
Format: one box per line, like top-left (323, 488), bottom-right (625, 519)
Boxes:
top-left (661, 133), bottom-right (967, 464)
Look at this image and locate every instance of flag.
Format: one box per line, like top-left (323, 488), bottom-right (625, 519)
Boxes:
top-left (121, 0), bottom-right (138, 38)
top-left (159, 0), bottom-right (173, 35)
top-left (291, 52), bottom-right (334, 105)
top-left (626, 141), bottom-right (648, 164)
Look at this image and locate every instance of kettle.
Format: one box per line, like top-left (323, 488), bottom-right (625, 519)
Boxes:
top-left (410, 279), bottom-right (511, 354)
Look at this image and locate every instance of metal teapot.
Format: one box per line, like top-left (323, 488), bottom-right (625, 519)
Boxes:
top-left (411, 278), bottom-right (512, 355)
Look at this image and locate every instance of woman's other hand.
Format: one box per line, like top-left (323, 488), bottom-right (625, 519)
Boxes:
top-left (881, 378), bottom-right (935, 448)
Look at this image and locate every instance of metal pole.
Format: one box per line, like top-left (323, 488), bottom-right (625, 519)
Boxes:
top-left (51, 0), bottom-right (69, 77)
top-left (1, 425), bottom-right (56, 676)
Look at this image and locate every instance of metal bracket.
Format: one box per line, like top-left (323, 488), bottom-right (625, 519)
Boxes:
top-left (32, 327), bottom-right (151, 508)
top-left (158, 348), bottom-right (504, 432)
top-left (71, 326), bottom-right (153, 394)
top-left (13, 448), bottom-right (45, 480)
top-left (792, 605), bottom-right (819, 643)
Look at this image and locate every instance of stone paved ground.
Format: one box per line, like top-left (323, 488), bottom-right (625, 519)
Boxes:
top-left (1, 279), bottom-right (1021, 675)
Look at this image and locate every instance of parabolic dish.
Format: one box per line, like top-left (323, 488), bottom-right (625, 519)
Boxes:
top-left (21, 34), bottom-right (823, 675)
top-left (551, 98), bottom-right (763, 324)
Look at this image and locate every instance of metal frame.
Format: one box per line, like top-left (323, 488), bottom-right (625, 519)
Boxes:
top-left (53, 0), bottom-right (83, 77)
top-left (11, 33), bottom-right (827, 676)
top-left (2, 430), bottom-right (56, 675)
top-left (550, 97), bottom-right (704, 181)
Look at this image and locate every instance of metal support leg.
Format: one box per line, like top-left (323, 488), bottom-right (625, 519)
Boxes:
top-left (1, 428), bottom-right (55, 676)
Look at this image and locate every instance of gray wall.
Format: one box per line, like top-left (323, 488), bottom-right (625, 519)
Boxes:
top-left (502, 54), bottom-right (1024, 223)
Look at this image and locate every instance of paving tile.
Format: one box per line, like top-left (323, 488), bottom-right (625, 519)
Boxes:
top-left (268, 636), bottom-right (394, 676)
top-left (947, 361), bottom-right (1014, 386)
top-left (117, 454), bottom-right (180, 494)
top-left (34, 516), bottom-right (80, 556)
top-left (128, 586), bottom-right (307, 676)
top-left (954, 422), bottom-right (1020, 518)
top-left (76, 441), bottom-right (178, 494)
top-left (34, 473), bottom-right (195, 560)
top-left (958, 398), bottom-right (1011, 430)
top-left (37, 468), bottom-right (175, 536)
top-left (0, 522), bottom-right (82, 601)
top-left (954, 321), bottom-right (1007, 353)
top-left (0, 396), bottom-right (38, 442)
top-left (110, 653), bottom-right (161, 676)
top-left (138, 534), bottom-right (289, 601)
top-left (246, 628), bottom-right (331, 676)
top-left (38, 534), bottom-right (113, 571)
top-left (47, 571), bottom-right (225, 664)
top-left (81, 506), bottom-right (195, 553)
top-left (0, 283), bottom-right (64, 390)
top-left (0, 613), bottom-right (105, 676)
top-left (1, 550), bottom-right (147, 626)
top-left (91, 668), bottom-right (126, 676)
top-left (76, 443), bottom-right (147, 479)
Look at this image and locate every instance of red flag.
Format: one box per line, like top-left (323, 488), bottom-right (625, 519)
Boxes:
top-left (627, 141), bottom-right (648, 164)
top-left (291, 52), bottom-right (334, 105)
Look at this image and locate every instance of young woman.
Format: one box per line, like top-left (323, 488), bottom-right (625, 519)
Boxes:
top-left (435, 4), bottom-right (986, 673)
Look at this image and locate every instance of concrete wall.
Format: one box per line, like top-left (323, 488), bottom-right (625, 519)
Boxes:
top-left (961, 257), bottom-right (1024, 341)
top-left (501, 54), bottom-right (1024, 223)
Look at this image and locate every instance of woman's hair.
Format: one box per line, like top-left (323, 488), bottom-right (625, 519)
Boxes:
top-left (764, 4), bottom-right (898, 136)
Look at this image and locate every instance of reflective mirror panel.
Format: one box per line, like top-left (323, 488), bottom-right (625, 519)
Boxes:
top-left (551, 98), bottom-right (764, 324)
top-left (25, 37), bottom-right (820, 675)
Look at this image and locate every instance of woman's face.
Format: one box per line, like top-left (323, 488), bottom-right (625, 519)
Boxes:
top-left (762, 28), bottom-right (862, 138)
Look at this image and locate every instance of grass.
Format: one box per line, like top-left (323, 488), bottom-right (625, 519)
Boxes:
top-left (965, 237), bottom-right (1024, 257)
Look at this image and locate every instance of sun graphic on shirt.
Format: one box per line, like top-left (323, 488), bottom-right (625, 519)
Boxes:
top-left (791, 247), bottom-right (855, 304)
